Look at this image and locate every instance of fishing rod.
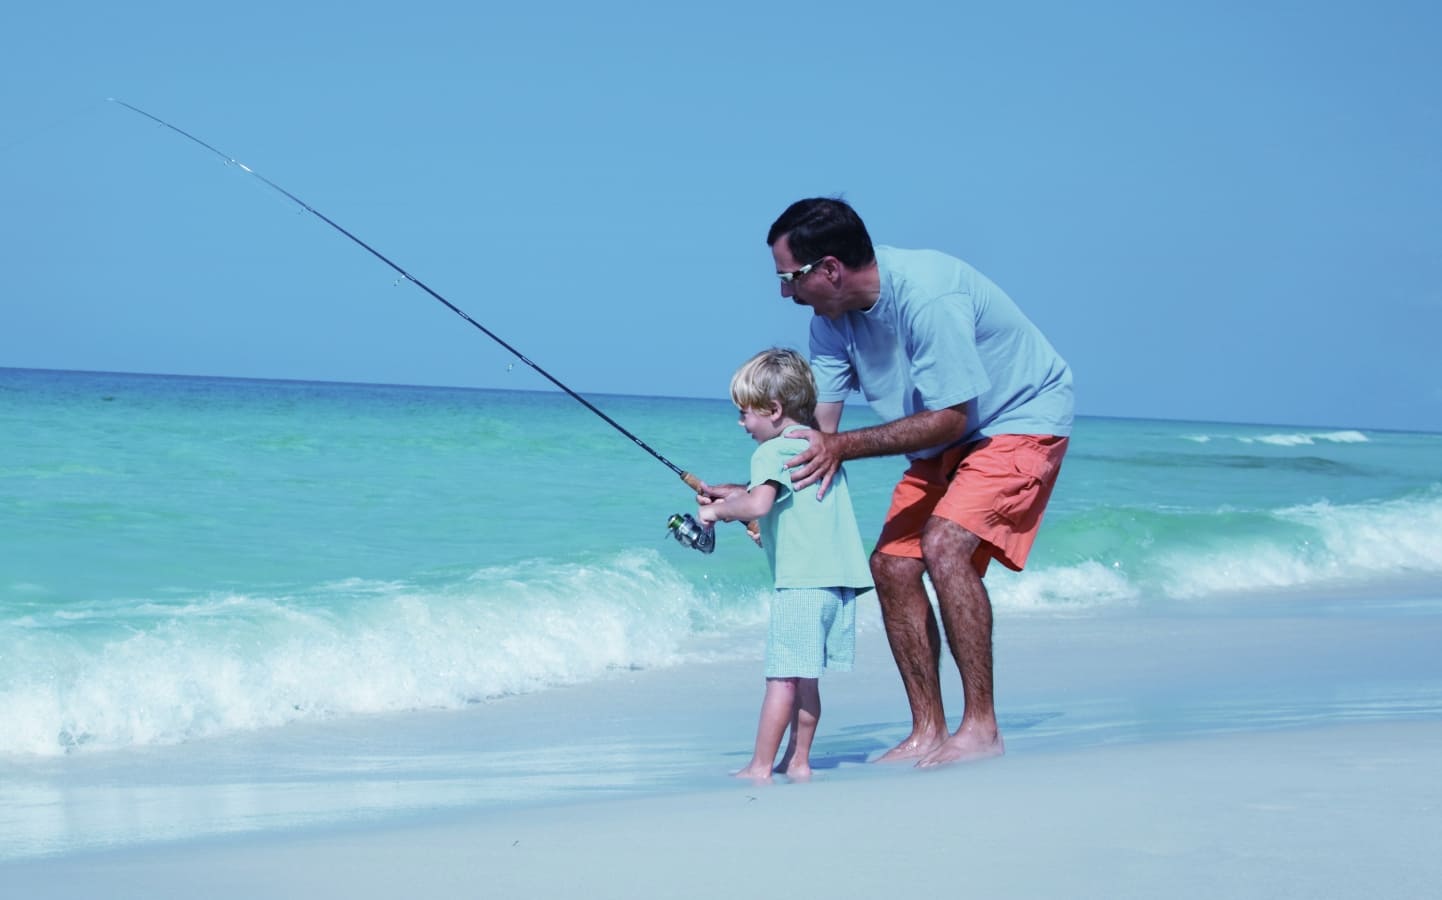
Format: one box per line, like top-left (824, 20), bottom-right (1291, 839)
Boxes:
top-left (111, 98), bottom-right (731, 552)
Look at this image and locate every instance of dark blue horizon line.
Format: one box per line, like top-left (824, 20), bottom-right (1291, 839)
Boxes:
top-left (3, 365), bottom-right (1437, 437)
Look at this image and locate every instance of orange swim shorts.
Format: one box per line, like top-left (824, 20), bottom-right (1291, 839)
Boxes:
top-left (874, 434), bottom-right (1069, 577)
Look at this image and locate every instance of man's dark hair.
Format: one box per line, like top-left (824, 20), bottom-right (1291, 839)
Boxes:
top-left (766, 197), bottom-right (876, 268)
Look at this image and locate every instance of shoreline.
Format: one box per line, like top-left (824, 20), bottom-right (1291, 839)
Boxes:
top-left (7, 719), bottom-right (1440, 899)
top-left (4, 593), bottom-right (1441, 896)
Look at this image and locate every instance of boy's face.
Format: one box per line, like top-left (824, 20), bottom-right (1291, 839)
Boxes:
top-left (737, 402), bottom-right (785, 444)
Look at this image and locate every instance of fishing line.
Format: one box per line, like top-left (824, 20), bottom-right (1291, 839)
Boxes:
top-left (110, 98), bottom-right (691, 482)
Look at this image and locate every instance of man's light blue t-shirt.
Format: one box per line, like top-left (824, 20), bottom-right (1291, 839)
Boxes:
top-left (809, 246), bottom-right (1074, 458)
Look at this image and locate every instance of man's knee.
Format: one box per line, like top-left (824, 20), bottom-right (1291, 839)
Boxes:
top-left (919, 517), bottom-right (982, 567)
top-left (870, 549), bottom-right (923, 590)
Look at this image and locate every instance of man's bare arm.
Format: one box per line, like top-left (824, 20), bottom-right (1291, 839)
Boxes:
top-left (786, 404), bottom-right (969, 497)
top-left (814, 400), bottom-right (843, 434)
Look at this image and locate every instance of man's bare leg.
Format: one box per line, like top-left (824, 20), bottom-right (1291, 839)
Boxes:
top-left (870, 551), bottom-right (949, 762)
top-left (917, 517), bottom-right (1004, 767)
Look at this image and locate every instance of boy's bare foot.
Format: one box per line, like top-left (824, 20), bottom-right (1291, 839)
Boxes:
top-left (732, 764), bottom-right (774, 783)
top-left (916, 724), bottom-right (1004, 768)
top-left (784, 761), bottom-right (812, 782)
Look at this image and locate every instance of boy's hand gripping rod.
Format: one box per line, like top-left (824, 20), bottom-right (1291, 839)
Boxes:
top-left (110, 99), bottom-right (755, 541)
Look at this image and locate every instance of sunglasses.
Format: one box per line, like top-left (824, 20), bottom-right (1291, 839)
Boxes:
top-left (777, 258), bottom-right (826, 284)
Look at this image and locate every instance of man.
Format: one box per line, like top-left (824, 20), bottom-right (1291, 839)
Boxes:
top-left (768, 198), bottom-right (1072, 767)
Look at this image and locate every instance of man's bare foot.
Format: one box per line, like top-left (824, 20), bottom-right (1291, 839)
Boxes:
top-left (873, 731), bottom-right (946, 763)
top-left (916, 724), bottom-right (1004, 768)
top-left (784, 761), bottom-right (812, 782)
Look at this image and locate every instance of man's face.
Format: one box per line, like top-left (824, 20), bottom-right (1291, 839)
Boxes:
top-left (771, 235), bottom-right (840, 319)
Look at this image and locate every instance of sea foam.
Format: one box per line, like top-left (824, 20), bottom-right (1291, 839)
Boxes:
top-left (1000, 489), bottom-right (1442, 608)
top-left (0, 550), bottom-right (757, 757)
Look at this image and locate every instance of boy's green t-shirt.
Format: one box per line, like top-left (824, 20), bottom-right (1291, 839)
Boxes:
top-left (748, 426), bottom-right (874, 592)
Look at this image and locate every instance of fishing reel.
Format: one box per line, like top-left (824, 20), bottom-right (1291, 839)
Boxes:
top-left (666, 513), bottom-right (715, 554)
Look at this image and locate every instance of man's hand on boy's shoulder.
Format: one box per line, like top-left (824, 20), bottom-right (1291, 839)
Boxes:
top-left (783, 428), bottom-right (842, 500)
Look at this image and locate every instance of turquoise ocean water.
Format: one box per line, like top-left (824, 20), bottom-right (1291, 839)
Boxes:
top-left (3, 367), bottom-right (1441, 856)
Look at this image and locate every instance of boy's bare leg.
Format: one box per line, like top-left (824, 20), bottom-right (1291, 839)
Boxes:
top-left (775, 734), bottom-right (797, 774)
top-left (774, 713), bottom-right (798, 774)
top-left (870, 551), bottom-right (948, 761)
top-left (733, 678), bottom-right (797, 781)
top-left (917, 517), bottom-right (1004, 767)
top-left (782, 678), bottom-right (821, 780)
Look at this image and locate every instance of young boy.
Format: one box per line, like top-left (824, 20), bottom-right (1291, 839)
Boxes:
top-left (697, 348), bottom-right (873, 781)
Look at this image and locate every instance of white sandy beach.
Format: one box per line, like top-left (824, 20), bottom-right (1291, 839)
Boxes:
top-left (5, 591), bottom-right (1441, 899)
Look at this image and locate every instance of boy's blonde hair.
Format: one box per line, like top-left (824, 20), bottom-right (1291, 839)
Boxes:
top-left (729, 347), bottom-right (818, 425)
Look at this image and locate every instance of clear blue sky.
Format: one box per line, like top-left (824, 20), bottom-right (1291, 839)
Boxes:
top-left (3, 1), bottom-right (1439, 432)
